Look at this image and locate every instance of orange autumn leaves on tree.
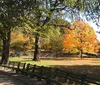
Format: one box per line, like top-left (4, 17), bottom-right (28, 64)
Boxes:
top-left (63, 20), bottom-right (99, 55)
top-left (11, 31), bottom-right (34, 52)
top-left (63, 29), bottom-right (77, 53)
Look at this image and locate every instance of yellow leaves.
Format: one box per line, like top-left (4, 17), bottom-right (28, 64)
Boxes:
top-left (63, 29), bottom-right (76, 52)
top-left (63, 20), bottom-right (99, 53)
top-left (11, 31), bottom-right (34, 51)
top-left (11, 32), bottom-right (24, 44)
top-left (11, 31), bottom-right (30, 44)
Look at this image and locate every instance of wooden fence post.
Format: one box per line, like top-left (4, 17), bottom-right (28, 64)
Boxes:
top-left (23, 63), bottom-right (26, 70)
top-left (32, 64), bottom-right (36, 73)
top-left (25, 63), bottom-right (30, 76)
top-left (21, 63), bottom-right (26, 74)
top-left (16, 62), bottom-right (20, 73)
top-left (12, 62), bottom-right (15, 71)
top-left (30, 64), bottom-right (36, 78)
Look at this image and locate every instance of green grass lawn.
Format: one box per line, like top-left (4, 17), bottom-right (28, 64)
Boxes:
top-left (9, 57), bottom-right (100, 66)
top-left (9, 57), bottom-right (100, 79)
top-left (9, 57), bottom-right (71, 66)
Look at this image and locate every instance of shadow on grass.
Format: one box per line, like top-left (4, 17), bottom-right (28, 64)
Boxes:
top-left (51, 65), bottom-right (100, 80)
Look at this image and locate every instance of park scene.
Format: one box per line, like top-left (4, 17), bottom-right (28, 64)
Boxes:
top-left (0, 0), bottom-right (100, 85)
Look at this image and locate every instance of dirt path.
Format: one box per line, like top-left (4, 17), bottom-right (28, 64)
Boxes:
top-left (0, 70), bottom-right (28, 85)
top-left (0, 67), bottom-right (46, 85)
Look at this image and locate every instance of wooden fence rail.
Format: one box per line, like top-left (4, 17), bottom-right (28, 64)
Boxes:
top-left (1, 61), bottom-right (100, 85)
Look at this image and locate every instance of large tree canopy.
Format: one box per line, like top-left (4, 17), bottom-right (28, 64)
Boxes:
top-left (0, 0), bottom-right (99, 63)
top-left (0, 0), bottom-right (37, 63)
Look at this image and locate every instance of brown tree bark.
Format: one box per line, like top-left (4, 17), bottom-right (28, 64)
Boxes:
top-left (33, 33), bottom-right (39, 61)
top-left (0, 31), bottom-right (10, 64)
top-left (79, 49), bottom-right (83, 59)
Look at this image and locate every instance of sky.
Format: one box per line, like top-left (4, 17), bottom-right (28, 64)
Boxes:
top-left (81, 13), bottom-right (100, 41)
top-left (87, 21), bottom-right (100, 41)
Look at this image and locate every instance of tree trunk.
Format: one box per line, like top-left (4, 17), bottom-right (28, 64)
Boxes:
top-left (79, 49), bottom-right (83, 59)
top-left (0, 32), bottom-right (10, 64)
top-left (33, 33), bottom-right (39, 61)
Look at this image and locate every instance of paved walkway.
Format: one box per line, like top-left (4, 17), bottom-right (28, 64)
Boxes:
top-left (0, 67), bottom-right (46, 85)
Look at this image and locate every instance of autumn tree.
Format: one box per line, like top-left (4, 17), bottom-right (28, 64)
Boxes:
top-left (73, 20), bottom-right (99, 58)
top-left (63, 20), bottom-right (99, 58)
top-left (10, 30), bottom-right (34, 56)
top-left (63, 29), bottom-right (78, 54)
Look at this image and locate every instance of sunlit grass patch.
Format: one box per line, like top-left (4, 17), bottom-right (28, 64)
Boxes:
top-left (9, 57), bottom-right (100, 67)
top-left (9, 57), bottom-right (71, 66)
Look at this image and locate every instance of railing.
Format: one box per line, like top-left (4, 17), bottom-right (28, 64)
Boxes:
top-left (1, 61), bottom-right (100, 85)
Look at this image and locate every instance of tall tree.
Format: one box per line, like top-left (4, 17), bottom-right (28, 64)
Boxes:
top-left (63, 20), bottom-right (99, 58)
top-left (72, 20), bottom-right (99, 58)
top-left (0, 0), bottom-right (36, 64)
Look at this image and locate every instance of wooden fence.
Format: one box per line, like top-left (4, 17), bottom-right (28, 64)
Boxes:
top-left (1, 61), bottom-right (100, 85)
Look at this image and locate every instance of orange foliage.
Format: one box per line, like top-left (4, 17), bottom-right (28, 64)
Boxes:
top-left (63, 29), bottom-right (78, 52)
top-left (63, 20), bottom-right (99, 53)
top-left (11, 31), bottom-right (34, 51)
